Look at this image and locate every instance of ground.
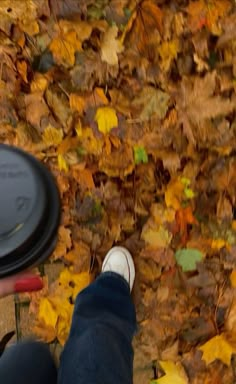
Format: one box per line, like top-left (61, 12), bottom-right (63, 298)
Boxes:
top-left (1, 1), bottom-right (236, 383)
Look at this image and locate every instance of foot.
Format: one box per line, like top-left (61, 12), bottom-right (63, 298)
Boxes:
top-left (102, 246), bottom-right (135, 291)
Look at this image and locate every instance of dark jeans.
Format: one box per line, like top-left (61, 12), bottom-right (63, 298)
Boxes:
top-left (0, 272), bottom-right (136, 384)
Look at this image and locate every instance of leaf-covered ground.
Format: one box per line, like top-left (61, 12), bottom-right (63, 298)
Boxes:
top-left (1, 0), bottom-right (236, 382)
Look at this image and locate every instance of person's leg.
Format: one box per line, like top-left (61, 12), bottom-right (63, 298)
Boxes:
top-left (58, 247), bottom-right (137, 384)
top-left (0, 340), bottom-right (57, 384)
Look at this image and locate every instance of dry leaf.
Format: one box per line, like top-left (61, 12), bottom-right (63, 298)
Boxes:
top-left (101, 26), bottom-right (124, 66)
top-left (187, 0), bottom-right (232, 35)
top-left (199, 334), bottom-right (236, 366)
top-left (154, 361), bottom-right (188, 384)
top-left (42, 125), bottom-right (63, 146)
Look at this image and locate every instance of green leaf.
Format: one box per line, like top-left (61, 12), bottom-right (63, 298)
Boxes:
top-left (175, 248), bottom-right (203, 272)
top-left (134, 146), bottom-right (148, 164)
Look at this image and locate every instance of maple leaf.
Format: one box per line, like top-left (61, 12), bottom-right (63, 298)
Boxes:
top-left (52, 226), bottom-right (71, 260)
top-left (42, 125), bottom-right (63, 146)
top-left (165, 178), bottom-right (195, 211)
top-left (101, 26), bottom-right (124, 66)
top-left (132, 87), bottom-right (170, 121)
top-left (152, 361), bottom-right (188, 384)
top-left (50, 31), bottom-right (82, 68)
top-left (175, 248), bottom-right (204, 272)
top-left (174, 206), bottom-right (198, 245)
top-left (99, 144), bottom-right (134, 177)
top-left (95, 106), bottom-right (118, 135)
top-left (0, 0), bottom-right (40, 35)
top-left (36, 269), bottom-right (91, 345)
top-left (187, 0), bottom-right (232, 35)
top-left (123, 0), bottom-right (163, 55)
top-left (199, 334), bottom-right (236, 366)
top-left (175, 71), bottom-right (235, 145)
top-left (141, 225), bottom-right (172, 248)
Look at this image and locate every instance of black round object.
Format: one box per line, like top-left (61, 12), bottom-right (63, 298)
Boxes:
top-left (0, 144), bottom-right (60, 278)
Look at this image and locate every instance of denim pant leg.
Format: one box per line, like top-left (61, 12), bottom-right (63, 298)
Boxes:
top-left (0, 340), bottom-right (57, 384)
top-left (58, 272), bottom-right (137, 384)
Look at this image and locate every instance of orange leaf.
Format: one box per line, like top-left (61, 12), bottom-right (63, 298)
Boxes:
top-left (187, 0), bottom-right (232, 35)
top-left (174, 206), bottom-right (198, 245)
top-left (73, 169), bottom-right (95, 191)
top-left (16, 60), bottom-right (28, 83)
top-left (69, 94), bottom-right (85, 114)
top-left (50, 31), bottom-right (82, 67)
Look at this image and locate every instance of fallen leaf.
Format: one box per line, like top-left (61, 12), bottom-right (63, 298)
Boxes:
top-left (30, 74), bottom-right (48, 93)
top-left (123, 0), bottom-right (163, 54)
top-left (132, 87), bottom-right (170, 121)
top-left (175, 71), bottom-right (236, 145)
top-left (73, 168), bottom-right (95, 190)
top-left (199, 334), bottom-right (236, 366)
top-left (42, 125), bottom-right (63, 146)
top-left (99, 144), bottom-right (134, 177)
top-left (158, 39), bottom-right (180, 72)
top-left (50, 31), bottom-right (81, 67)
top-left (230, 270), bottom-right (236, 288)
top-left (174, 207), bottom-right (198, 245)
top-left (95, 106), bottom-right (118, 135)
top-left (69, 94), bottom-right (85, 114)
top-left (16, 60), bottom-right (28, 83)
top-left (153, 360), bottom-right (188, 384)
top-left (175, 248), bottom-right (204, 272)
top-left (134, 146), bottom-right (148, 164)
top-left (53, 226), bottom-right (71, 260)
top-left (142, 225), bottom-right (172, 248)
top-left (101, 25), bottom-right (124, 66)
top-left (58, 154), bottom-right (69, 172)
top-left (35, 269), bottom-right (91, 345)
top-left (187, 0), bottom-right (232, 35)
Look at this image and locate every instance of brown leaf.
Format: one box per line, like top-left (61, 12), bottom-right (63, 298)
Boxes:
top-left (25, 93), bottom-right (49, 130)
top-left (175, 71), bottom-right (236, 145)
top-left (99, 144), bottom-right (134, 177)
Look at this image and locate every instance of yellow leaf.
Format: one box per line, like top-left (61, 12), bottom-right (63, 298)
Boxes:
top-left (141, 225), bottom-right (172, 248)
top-left (58, 269), bottom-right (91, 301)
top-left (154, 361), bottom-right (188, 384)
top-left (50, 31), bottom-right (81, 67)
top-left (42, 125), bottom-right (63, 146)
top-left (69, 94), bottom-right (85, 114)
top-left (199, 334), bottom-right (236, 366)
top-left (158, 39), bottom-right (180, 72)
top-left (211, 238), bottom-right (229, 250)
top-left (35, 269), bottom-right (91, 346)
top-left (165, 179), bottom-right (184, 210)
top-left (230, 270), bottom-right (236, 288)
top-left (77, 126), bottom-right (103, 155)
top-left (95, 107), bottom-right (118, 135)
top-left (58, 154), bottom-right (69, 172)
top-left (101, 26), bottom-right (124, 66)
top-left (31, 74), bottom-right (48, 93)
top-left (38, 298), bottom-right (58, 329)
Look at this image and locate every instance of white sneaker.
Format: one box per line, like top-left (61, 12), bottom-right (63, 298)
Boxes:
top-left (102, 246), bottom-right (135, 291)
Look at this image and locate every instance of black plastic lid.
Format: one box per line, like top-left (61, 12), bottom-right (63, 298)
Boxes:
top-left (0, 144), bottom-right (61, 278)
